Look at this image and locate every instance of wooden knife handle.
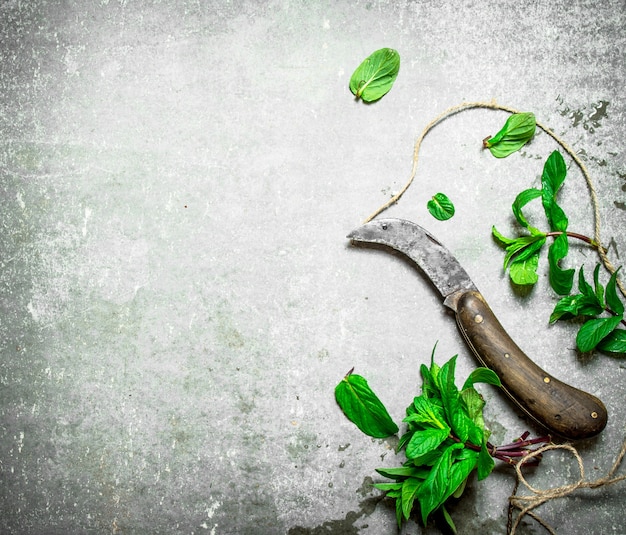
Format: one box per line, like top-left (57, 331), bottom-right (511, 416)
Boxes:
top-left (454, 290), bottom-right (607, 440)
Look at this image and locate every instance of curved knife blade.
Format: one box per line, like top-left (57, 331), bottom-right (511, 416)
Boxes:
top-left (347, 217), bottom-right (607, 440)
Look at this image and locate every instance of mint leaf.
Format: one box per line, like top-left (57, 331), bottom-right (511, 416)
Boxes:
top-left (417, 443), bottom-right (464, 525)
top-left (597, 329), bottom-right (626, 354)
top-left (406, 427), bottom-right (451, 459)
top-left (477, 440), bottom-right (495, 480)
top-left (509, 253), bottom-right (540, 285)
top-left (576, 316), bottom-right (624, 353)
top-left (484, 112), bottom-right (536, 158)
top-left (550, 293), bottom-right (604, 323)
top-left (548, 233), bottom-right (575, 295)
top-left (335, 371), bottom-right (398, 438)
top-left (541, 150), bottom-right (567, 202)
top-left (593, 264), bottom-right (605, 306)
top-left (606, 268), bottom-right (624, 316)
top-left (511, 187), bottom-right (542, 229)
top-left (404, 395), bottom-right (447, 429)
top-left (462, 367), bottom-right (501, 390)
top-left (375, 466), bottom-right (428, 480)
top-left (448, 449), bottom-right (478, 499)
top-left (349, 48), bottom-right (400, 102)
top-left (502, 234), bottom-right (546, 269)
top-left (401, 477), bottom-right (423, 520)
top-left (427, 192), bottom-right (455, 221)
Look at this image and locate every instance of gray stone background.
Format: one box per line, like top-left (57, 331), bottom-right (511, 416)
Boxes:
top-left (1, 1), bottom-right (625, 534)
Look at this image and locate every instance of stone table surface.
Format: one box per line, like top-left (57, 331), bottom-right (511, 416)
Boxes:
top-left (1, 1), bottom-right (625, 534)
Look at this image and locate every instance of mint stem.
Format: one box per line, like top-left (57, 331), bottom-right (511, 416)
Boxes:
top-left (546, 231), bottom-right (602, 250)
top-left (450, 432), bottom-right (550, 466)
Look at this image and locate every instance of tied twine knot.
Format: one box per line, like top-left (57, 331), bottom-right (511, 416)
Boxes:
top-left (507, 437), bottom-right (626, 535)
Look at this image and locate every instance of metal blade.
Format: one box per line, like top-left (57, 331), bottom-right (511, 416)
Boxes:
top-left (347, 218), bottom-right (477, 309)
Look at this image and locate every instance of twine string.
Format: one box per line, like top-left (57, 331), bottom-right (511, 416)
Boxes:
top-left (364, 100), bottom-right (625, 297)
top-left (507, 438), bottom-right (626, 534)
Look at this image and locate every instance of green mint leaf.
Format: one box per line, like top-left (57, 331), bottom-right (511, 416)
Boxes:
top-left (376, 466), bottom-right (428, 481)
top-left (597, 328), bottom-right (626, 354)
top-left (541, 151), bottom-right (568, 232)
top-left (484, 112), bottom-right (536, 158)
top-left (606, 268), bottom-right (624, 316)
top-left (578, 265), bottom-right (597, 301)
top-left (511, 187), bottom-right (542, 229)
top-left (576, 316), bottom-right (624, 353)
top-left (447, 450), bottom-right (478, 502)
top-left (335, 371), bottom-right (399, 438)
top-left (550, 294), bottom-right (605, 323)
top-left (593, 264), bottom-right (605, 306)
top-left (491, 226), bottom-right (516, 246)
top-left (427, 192), bottom-right (455, 221)
top-left (349, 48), bottom-right (400, 102)
top-left (406, 426), bottom-right (451, 459)
top-left (441, 504), bottom-right (458, 534)
top-left (509, 253), bottom-right (540, 285)
top-left (404, 395), bottom-right (447, 429)
top-left (548, 233), bottom-right (575, 295)
top-left (462, 367), bottom-right (501, 390)
top-left (373, 482), bottom-right (403, 492)
top-left (476, 440), bottom-right (495, 480)
top-left (417, 443), bottom-right (465, 525)
top-left (438, 356), bottom-right (479, 443)
top-left (504, 235), bottom-right (546, 269)
top-left (420, 363), bottom-right (441, 401)
top-left (401, 477), bottom-right (423, 521)
top-left (541, 150), bottom-right (567, 198)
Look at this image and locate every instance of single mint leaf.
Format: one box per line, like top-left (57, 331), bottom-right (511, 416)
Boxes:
top-left (484, 112), bottom-right (536, 158)
top-left (548, 233), bottom-right (575, 295)
top-left (476, 440), bottom-right (495, 480)
top-left (511, 187), bottom-right (542, 229)
top-left (593, 264), bottom-right (605, 306)
top-left (427, 192), bottom-right (455, 221)
top-left (349, 48), bottom-right (400, 102)
top-left (550, 294), bottom-right (604, 323)
top-left (541, 150), bottom-right (567, 199)
top-left (576, 316), bottom-right (624, 353)
top-left (460, 388), bottom-right (491, 445)
top-left (441, 504), bottom-right (458, 535)
top-left (438, 356), bottom-right (476, 442)
top-left (417, 442), bottom-right (464, 526)
top-left (335, 371), bottom-right (399, 438)
top-left (606, 268), bottom-right (624, 316)
top-left (405, 427), bottom-right (451, 459)
top-left (462, 368), bottom-right (501, 390)
top-left (509, 253), bottom-right (540, 286)
top-left (404, 395), bottom-right (447, 429)
top-left (373, 482), bottom-right (403, 492)
top-left (376, 466), bottom-right (429, 480)
top-left (597, 328), bottom-right (626, 354)
top-left (578, 265), bottom-right (597, 301)
top-left (401, 477), bottom-right (423, 521)
top-left (447, 451), bottom-right (478, 502)
top-left (492, 226), bottom-right (516, 246)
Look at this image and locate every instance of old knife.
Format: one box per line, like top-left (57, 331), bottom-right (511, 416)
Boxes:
top-left (347, 217), bottom-right (607, 440)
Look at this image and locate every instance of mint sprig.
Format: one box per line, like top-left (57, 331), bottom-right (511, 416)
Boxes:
top-left (335, 347), bottom-right (550, 532)
top-left (492, 150), bottom-right (596, 293)
top-left (550, 265), bottom-right (626, 353)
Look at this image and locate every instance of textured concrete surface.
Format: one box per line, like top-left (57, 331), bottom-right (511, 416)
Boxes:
top-left (1, 1), bottom-right (625, 534)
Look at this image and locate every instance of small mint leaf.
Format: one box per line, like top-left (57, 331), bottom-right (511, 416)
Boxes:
top-left (576, 316), bottom-right (624, 353)
top-left (335, 372), bottom-right (398, 438)
top-left (484, 112), bottom-right (536, 158)
top-left (427, 192), bottom-right (455, 221)
top-left (597, 329), bottom-right (626, 354)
